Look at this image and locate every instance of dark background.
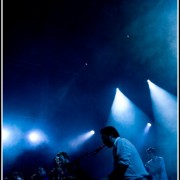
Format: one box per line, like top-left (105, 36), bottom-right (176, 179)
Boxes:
top-left (3, 0), bottom-right (177, 179)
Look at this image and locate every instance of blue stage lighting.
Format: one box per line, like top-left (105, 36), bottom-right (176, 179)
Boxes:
top-left (70, 130), bottom-right (95, 148)
top-left (27, 130), bottom-right (47, 145)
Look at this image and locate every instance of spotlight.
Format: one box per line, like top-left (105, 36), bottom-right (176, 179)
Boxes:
top-left (109, 88), bottom-right (151, 140)
top-left (2, 126), bottom-right (22, 146)
top-left (90, 130), bottom-right (95, 135)
top-left (27, 130), bottom-right (47, 145)
top-left (3, 128), bottom-right (10, 142)
top-left (144, 123), bottom-right (152, 134)
top-left (70, 130), bottom-right (95, 148)
top-left (28, 132), bottom-right (40, 142)
top-left (148, 81), bottom-right (177, 132)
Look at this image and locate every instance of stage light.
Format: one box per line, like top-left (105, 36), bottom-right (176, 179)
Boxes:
top-left (111, 88), bottom-right (131, 121)
top-left (27, 130), bottom-right (47, 145)
top-left (135, 122), bottom-right (153, 149)
top-left (110, 88), bottom-right (150, 125)
top-left (2, 128), bottom-right (10, 142)
top-left (70, 130), bottom-right (95, 148)
top-left (147, 80), bottom-right (177, 132)
top-left (2, 126), bottom-right (22, 147)
top-left (144, 123), bottom-right (152, 134)
top-left (108, 88), bottom-right (151, 141)
top-left (90, 130), bottom-right (95, 135)
top-left (29, 132), bottom-right (40, 142)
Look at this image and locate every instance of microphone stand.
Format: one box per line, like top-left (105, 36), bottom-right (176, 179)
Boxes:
top-left (72, 145), bottom-right (105, 166)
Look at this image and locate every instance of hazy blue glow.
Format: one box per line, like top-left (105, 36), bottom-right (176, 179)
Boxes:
top-left (70, 130), bottom-right (95, 148)
top-left (148, 80), bottom-right (177, 133)
top-left (3, 126), bottom-right (22, 147)
top-left (90, 130), bottom-right (95, 135)
top-left (27, 130), bottom-right (48, 145)
top-left (148, 81), bottom-right (177, 177)
top-left (2, 128), bottom-right (10, 141)
top-left (144, 123), bottom-right (151, 134)
top-left (111, 88), bottom-right (135, 125)
top-left (108, 88), bottom-right (151, 141)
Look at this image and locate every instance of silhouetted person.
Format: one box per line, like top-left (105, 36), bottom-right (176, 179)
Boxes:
top-left (49, 152), bottom-right (77, 180)
top-left (100, 126), bottom-right (149, 180)
top-left (145, 147), bottom-right (168, 180)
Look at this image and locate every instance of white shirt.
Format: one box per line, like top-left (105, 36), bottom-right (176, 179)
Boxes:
top-left (113, 137), bottom-right (149, 179)
top-left (145, 156), bottom-right (168, 180)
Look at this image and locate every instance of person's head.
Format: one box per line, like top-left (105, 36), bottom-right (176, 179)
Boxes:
top-left (55, 152), bottom-right (70, 166)
top-left (146, 147), bottom-right (156, 159)
top-left (100, 126), bottom-right (120, 148)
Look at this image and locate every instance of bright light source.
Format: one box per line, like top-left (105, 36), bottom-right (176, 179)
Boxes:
top-left (3, 126), bottom-right (22, 146)
top-left (110, 88), bottom-right (150, 126)
top-left (108, 88), bottom-right (151, 142)
top-left (27, 130), bottom-right (47, 145)
top-left (3, 128), bottom-right (10, 141)
top-left (111, 88), bottom-right (132, 122)
top-left (144, 123), bottom-right (152, 134)
top-left (29, 132), bottom-right (40, 142)
top-left (148, 81), bottom-right (177, 133)
top-left (90, 130), bottom-right (95, 135)
top-left (147, 80), bottom-right (157, 90)
top-left (70, 130), bottom-right (95, 148)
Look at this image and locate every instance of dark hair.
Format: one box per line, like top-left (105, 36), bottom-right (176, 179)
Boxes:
top-left (57, 152), bottom-right (70, 160)
top-left (146, 147), bottom-right (156, 154)
top-left (100, 126), bottom-right (120, 138)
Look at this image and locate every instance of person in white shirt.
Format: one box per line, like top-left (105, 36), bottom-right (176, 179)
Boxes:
top-left (100, 126), bottom-right (149, 180)
top-left (145, 147), bottom-right (168, 180)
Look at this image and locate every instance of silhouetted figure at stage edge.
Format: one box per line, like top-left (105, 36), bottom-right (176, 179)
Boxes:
top-left (145, 147), bottom-right (168, 180)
